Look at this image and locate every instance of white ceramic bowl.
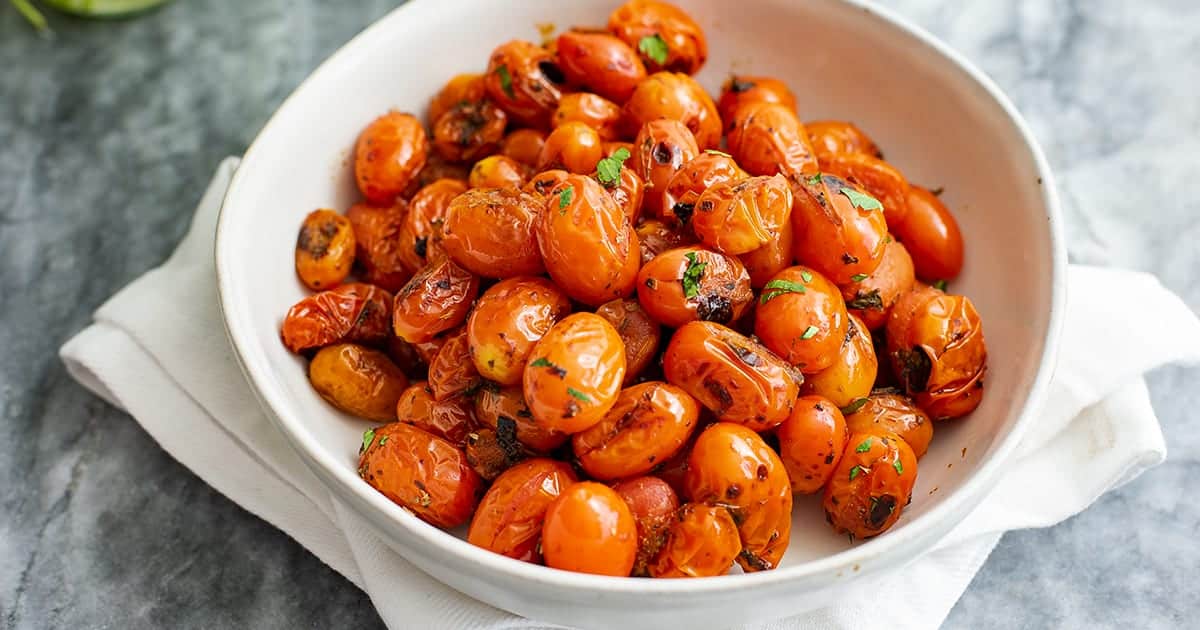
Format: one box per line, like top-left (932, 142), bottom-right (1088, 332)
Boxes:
top-left (216, 0), bottom-right (1066, 627)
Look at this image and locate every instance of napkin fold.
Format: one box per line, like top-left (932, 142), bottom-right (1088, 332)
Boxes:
top-left (61, 158), bottom-right (1200, 629)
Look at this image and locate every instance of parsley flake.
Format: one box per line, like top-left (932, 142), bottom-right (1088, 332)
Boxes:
top-left (379, 436), bottom-right (389, 446)
top-left (841, 397), bottom-right (869, 415)
top-left (596, 147), bottom-right (631, 188)
top-left (638, 33), bottom-right (669, 65)
top-left (933, 279), bottom-right (948, 291)
top-left (360, 428), bottom-right (376, 454)
top-left (704, 149), bottom-right (732, 158)
top-left (759, 279), bottom-right (806, 304)
top-left (840, 187), bottom-right (883, 211)
top-left (805, 172), bottom-right (823, 186)
top-left (530, 357), bottom-right (553, 368)
top-left (566, 387), bottom-right (591, 403)
top-left (800, 270), bottom-right (814, 283)
top-left (850, 273), bottom-right (869, 282)
top-left (849, 465), bottom-right (865, 481)
top-left (893, 459), bottom-right (904, 475)
top-left (681, 252), bottom-right (707, 298)
top-left (496, 65), bottom-right (514, 98)
top-left (800, 325), bottom-right (819, 340)
top-left (855, 438), bottom-right (872, 453)
top-left (558, 185), bottom-right (574, 210)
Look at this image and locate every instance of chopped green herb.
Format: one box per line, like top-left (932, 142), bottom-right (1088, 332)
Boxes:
top-left (596, 147), bottom-right (631, 187)
top-left (566, 387), bottom-right (591, 403)
top-left (759, 279), bottom-right (806, 304)
top-left (884, 235), bottom-right (893, 243)
top-left (805, 172), bottom-right (823, 186)
top-left (850, 273), bottom-right (869, 282)
top-left (558, 185), bottom-right (574, 210)
top-left (933, 279), bottom-right (948, 291)
top-left (496, 65), bottom-right (514, 98)
top-left (841, 397), bottom-right (869, 415)
top-left (855, 438), bottom-right (873, 453)
top-left (704, 149), bottom-right (732, 158)
top-left (800, 270), bottom-right (814, 283)
top-left (849, 465), bottom-right (865, 481)
top-left (638, 33), bottom-right (669, 65)
top-left (530, 357), bottom-right (553, 368)
top-left (840, 187), bottom-right (883, 211)
top-left (893, 459), bottom-right (904, 475)
top-left (378, 436), bottom-right (389, 446)
top-left (681, 252), bottom-right (707, 299)
top-left (360, 428), bottom-right (376, 454)
top-left (800, 325), bottom-right (819, 340)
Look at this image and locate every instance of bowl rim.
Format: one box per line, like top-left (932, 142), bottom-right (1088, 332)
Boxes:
top-left (215, 0), bottom-right (1067, 596)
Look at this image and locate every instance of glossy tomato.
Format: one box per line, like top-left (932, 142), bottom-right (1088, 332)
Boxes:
top-left (358, 423), bottom-right (482, 528)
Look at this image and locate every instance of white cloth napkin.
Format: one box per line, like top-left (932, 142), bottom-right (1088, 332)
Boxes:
top-left (60, 158), bottom-right (1200, 630)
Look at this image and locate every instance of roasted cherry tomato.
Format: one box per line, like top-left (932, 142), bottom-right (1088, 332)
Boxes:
top-left (634, 119), bottom-right (701, 217)
top-left (466, 426), bottom-right (531, 481)
top-left (542, 481), bottom-right (638, 576)
top-left (806, 120), bottom-right (882, 159)
top-left (895, 185), bottom-right (965, 282)
top-left (309, 343), bottom-right (409, 421)
top-left (661, 151), bottom-right (747, 225)
top-left (433, 99), bottom-right (507, 165)
top-left (819, 152), bottom-right (911, 227)
top-left (485, 40), bottom-right (566, 129)
top-left (600, 158), bottom-right (645, 225)
top-left (844, 393), bottom-right (933, 458)
top-left (886, 286), bottom-right (986, 420)
top-left (501, 128), bottom-right (548, 167)
top-left (839, 237), bottom-right (916, 331)
top-left (538, 121), bottom-right (605, 174)
top-left (595, 298), bottom-right (662, 384)
top-left (624, 72), bottom-right (720, 149)
top-left (777, 395), bottom-right (848, 494)
top-left (414, 153), bottom-right (470, 190)
top-left (691, 174), bottom-right (792, 255)
top-left (345, 200), bottom-right (413, 291)
top-left (538, 175), bottom-right (640, 306)
top-left (397, 178), bottom-right (468, 272)
top-left (385, 335), bottom-right (427, 380)
top-left (726, 101), bottom-right (817, 178)
top-left (522, 168), bottom-right (571, 200)
top-left (739, 217), bottom-right (795, 289)
top-left (663, 321), bottom-right (802, 431)
top-left (358, 423), bottom-right (482, 528)
top-left (790, 172), bottom-right (888, 285)
top-left (468, 458), bottom-right (577, 562)
top-left (354, 111), bottom-right (428, 205)
top-left (822, 431), bottom-right (917, 540)
top-left (281, 283), bottom-right (392, 353)
top-left (426, 326), bottom-right (482, 401)
top-left (572, 381), bottom-right (699, 480)
top-left (607, 0), bottom-right (708, 75)
top-left (468, 155), bottom-right (530, 189)
top-left (555, 29), bottom-right (647, 104)
top-left (800, 314), bottom-right (878, 407)
top-left (441, 187), bottom-right (545, 278)
top-left (295, 209), bottom-right (356, 290)
top-left (612, 476), bottom-right (680, 576)
top-left (637, 247), bottom-right (753, 328)
top-left (474, 384), bottom-right (569, 454)
top-left (685, 423), bottom-right (791, 571)
top-left (467, 277), bottom-right (571, 385)
top-left (523, 312), bottom-right (627, 434)
top-left (754, 265), bottom-right (849, 374)
top-left (635, 218), bottom-right (697, 264)
top-left (394, 380), bottom-right (476, 448)
top-left (553, 92), bottom-right (624, 141)
top-left (411, 334), bottom-right (448, 366)
top-left (428, 73), bottom-right (486, 127)
top-left (649, 502), bottom-right (741, 578)
top-left (717, 75), bottom-right (797, 125)
top-left (392, 257), bottom-right (480, 343)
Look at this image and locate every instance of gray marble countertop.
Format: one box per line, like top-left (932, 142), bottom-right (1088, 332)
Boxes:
top-left (2, 1), bottom-right (1198, 628)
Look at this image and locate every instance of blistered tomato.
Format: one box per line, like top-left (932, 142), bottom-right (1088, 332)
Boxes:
top-left (500, 128), bottom-right (548, 168)
top-left (433, 99), bottom-right (508, 164)
top-left (485, 40), bottom-right (566, 128)
top-left (345, 200), bottom-right (413, 291)
top-left (358, 423), bottom-right (482, 528)
top-left (637, 247), bottom-right (753, 328)
top-left (739, 217), bottom-right (795, 289)
top-left (635, 218), bottom-right (697, 264)
top-left (649, 503), bottom-right (741, 578)
top-left (822, 431), bottom-right (917, 540)
top-left (607, 0), bottom-right (708, 75)
top-left (473, 384), bottom-right (569, 455)
top-left (661, 151), bottom-right (747, 225)
top-left (790, 172), bottom-right (888, 285)
top-left (572, 381), bottom-right (699, 480)
top-left (776, 395), bottom-right (848, 494)
top-left (726, 101), bottom-right (817, 177)
top-left (800, 314), bottom-right (878, 408)
top-left (468, 155), bottom-right (530, 189)
top-left (612, 476), bottom-right (680, 576)
top-left (691, 174), bottom-right (792, 255)
top-left (309, 344), bottom-right (409, 421)
top-left (395, 178), bottom-right (468, 272)
top-left (354, 111), bottom-right (428, 204)
top-left (392, 257), bottom-right (480, 343)
top-left (295, 209), bottom-right (356, 290)
top-left (552, 92), bottom-right (624, 141)
top-left (281, 283), bottom-right (392, 353)
top-left (394, 380), bottom-right (475, 448)
top-left (633, 118), bottom-right (701, 217)
top-left (839, 237), bottom-right (916, 331)
top-left (427, 73), bottom-right (486, 127)
top-left (818, 152), bottom-right (912, 227)
top-left (556, 29), bottom-right (647, 103)
top-left (441, 187), bottom-right (545, 278)
top-left (467, 277), bottom-right (571, 385)
top-left (523, 313), bottom-right (627, 434)
top-left (753, 265), bottom-right (849, 374)
top-left (468, 458), bottom-right (577, 562)
top-left (843, 393), bottom-right (933, 458)
top-left (624, 72), bottom-right (721, 149)
top-left (717, 75), bottom-right (797, 124)
top-left (426, 326), bottom-right (481, 401)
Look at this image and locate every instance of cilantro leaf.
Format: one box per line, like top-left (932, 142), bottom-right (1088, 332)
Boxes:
top-left (681, 252), bottom-right (707, 299)
top-left (800, 270), bottom-right (814, 283)
top-left (360, 428), bottom-right (376, 454)
top-left (893, 459), bottom-right (904, 475)
top-left (558, 185), bottom-right (573, 210)
top-left (841, 397), bottom-right (869, 415)
top-left (849, 465), bottom-right (865, 481)
top-left (638, 33), bottom-right (669, 65)
top-left (496, 64), bottom-right (514, 98)
top-left (855, 438), bottom-right (872, 453)
top-left (704, 149), bottom-right (732, 158)
top-left (596, 147), bottom-right (631, 188)
top-left (530, 357), bottom-right (553, 368)
top-left (759, 279), bottom-right (806, 304)
top-left (840, 187), bottom-right (883, 211)
top-left (933, 279), bottom-right (948, 291)
top-left (566, 387), bottom-right (591, 403)
top-left (850, 273), bottom-right (869, 282)
top-left (800, 325), bottom-right (819, 340)
top-left (805, 172), bottom-right (823, 186)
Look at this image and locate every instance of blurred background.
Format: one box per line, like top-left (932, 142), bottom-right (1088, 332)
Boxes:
top-left (1, 1), bottom-right (1197, 628)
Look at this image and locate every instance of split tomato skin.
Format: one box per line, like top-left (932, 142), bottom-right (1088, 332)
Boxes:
top-left (572, 381), bottom-right (700, 480)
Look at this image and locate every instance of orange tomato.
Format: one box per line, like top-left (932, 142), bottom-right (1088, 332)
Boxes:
top-left (572, 381), bottom-right (700, 480)
top-left (538, 121), bottom-right (605, 174)
top-left (473, 384), bottom-right (569, 454)
top-left (839, 237), bottom-right (916, 331)
top-left (624, 72), bottom-right (721, 149)
top-left (661, 151), bottom-right (748, 224)
top-left (468, 155), bottom-right (530, 189)
top-left (467, 277), bottom-right (571, 385)
top-left (358, 423), bottom-right (482, 528)
top-left (281, 283), bottom-right (392, 353)
top-left (649, 503), bottom-right (741, 578)
top-left (595, 298), bottom-right (662, 384)
top-left (500, 128), bottom-right (548, 167)
top-left (753, 265), bottom-right (849, 374)
top-left (822, 431), bottom-right (917, 539)
top-left (354, 111), bottom-right (428, 205)
top-left (806, 120), bottom-right (881, 158)
top-left (611, 476), bottom-right (680, 576)
top-left (468, 458), bottom-right (577, 562)
top-left (691, 174), bottom-right (792, 255)
top-left (553, 92), bottom-right (624, 141)
top-left (485, 40), bottom-right (566, 128)
top-left (391, 257), bottom-right (480, 343)
top-left (607, 0), bottom-right (708, 75)
top-left (726, 101), bottom-right (817, 177)
top-left (800, 314), bottom-right (878, 407)
top-left (295, 209), bottom-right (356, 290)
top-left (818, 152), bottom-right (911, 227)
top-left (776, 395), bottom-right (848, 494)
top-left (717, 75), bottom-right (797, 124)
top-left (523, 313), bottom-right (627, 434)
top-left (394, 380), bottom-right (476, 448)
top-left (428, 73), bottom-right (486, 127)
top-left (556, 29), bottom-right (647, 104)
top-left (541, 482), bottom-right (638, 576)
top-left (396, 178), bottom-right (468, 272)
top-left (426, 327), bottom-right (482, 401)
top-left (345, 200), bottom-right (413, 291)
top-left (790, 172), bottom-right (888, 285)
top-left (441, 187), bottom-right (545, 278)
top-left (895, 185), bottom-right (965, 282)
top-left (432, 99), bottom-right (508, 164)
top-left (633, 118), bottom-right (701, 217)
top-left (637, 246), bottom-right (753, 328)
top-left (739, 217), bottom-right (795, 289)
top-left (843, 393), bottom-right (933, 458)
